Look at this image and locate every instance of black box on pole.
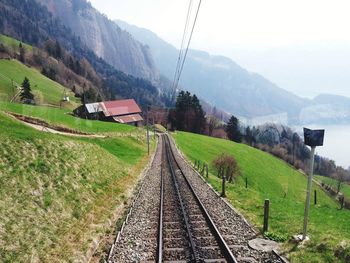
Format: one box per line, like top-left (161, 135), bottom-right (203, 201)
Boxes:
top-left (303, 128), bottom-right (325, 147)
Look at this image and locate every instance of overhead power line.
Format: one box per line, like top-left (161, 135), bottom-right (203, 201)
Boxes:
top-left (171, 0), bottom-right (202, 100)
top-left (171, 0), bottom-right (193, 95)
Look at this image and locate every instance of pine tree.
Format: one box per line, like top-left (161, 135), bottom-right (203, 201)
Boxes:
top-left (20, 77), bottom-right (34, 104)
top-left (226, 115), bottom-right (242, 142)
top-left (245, 126), bottom-right (253, 146)
top-left (54, 40), bottom-right (62, 59)
top-left (191, 94), bottom-right (206, 133)
top-left (171, 91), bottom-right (206, 133)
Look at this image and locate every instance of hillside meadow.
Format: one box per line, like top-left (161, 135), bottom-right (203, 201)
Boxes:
top-left (0, 59), bottom-right (79, 108)
top-left (0, 102), bottom-right (136, 135)
top-left (0, 110), bottom-right (155, 261)
top-left (173, 131), bottom-right (350, 263)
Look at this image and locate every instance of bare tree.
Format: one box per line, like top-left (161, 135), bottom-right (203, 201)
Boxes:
top-left (212, 153), bottom-right (240, 197)
top-left (207, 115), bottom-right (220, 136)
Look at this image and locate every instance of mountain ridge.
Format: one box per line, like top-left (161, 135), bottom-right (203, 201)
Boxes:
top-left (0, 0), bottom-right (171, 108)
top-left (115, 19), bottom-right (307, 123)
top-left (35, 0), bottom-right (160, 83)
top-left (115, 19), bottom-right (350, 125)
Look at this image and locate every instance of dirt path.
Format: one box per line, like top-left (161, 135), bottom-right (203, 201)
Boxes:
top-left (7, 112), bottom-right (106, 138)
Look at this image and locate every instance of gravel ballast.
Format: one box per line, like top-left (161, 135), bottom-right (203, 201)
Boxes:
top-left (110, 135), bottom-right (286, 263)
top-left (168, 135), bottom-right (285, 263)
top-left (110, 136), bottom-right (163, 262)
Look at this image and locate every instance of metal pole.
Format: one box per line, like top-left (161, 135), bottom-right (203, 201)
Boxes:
top-left (302, 146), bottom-right (316, 240)
top-left (146, 107), bottom-right (150, 156)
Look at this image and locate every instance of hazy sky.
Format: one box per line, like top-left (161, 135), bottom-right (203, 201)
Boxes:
top-left (89, 0), bottom-right (350, 98)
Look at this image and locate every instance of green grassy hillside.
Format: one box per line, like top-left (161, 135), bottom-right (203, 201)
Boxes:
top-left (0, 59), bottom-right (78, 107)
top-left (173, 131), bottom-right (350, 263)
top-left (0, 34), bottom-right (156, 262)
top-left (0, 102), bottom-right (136, 134)
top-left (0, 34), bottom-right (32, 51)
top-left (0, 110), bottom-right (154, 261)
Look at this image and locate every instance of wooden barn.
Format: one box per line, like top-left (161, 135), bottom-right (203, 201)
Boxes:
top-left (74, 99), bottom-right (144, 126)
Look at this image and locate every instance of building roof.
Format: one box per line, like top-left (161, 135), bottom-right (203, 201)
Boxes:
top-left (85, 99), bottom-right (142, 117)
top-left (85, 102), bottom-right (104, 114)
top-left (113, 114), bottom-right (143, 124)
top-left (102, 99), bottom-right (142, 117)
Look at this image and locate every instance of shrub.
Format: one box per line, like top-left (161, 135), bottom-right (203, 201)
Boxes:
top-left (264, 232), bottom-right (288, 242)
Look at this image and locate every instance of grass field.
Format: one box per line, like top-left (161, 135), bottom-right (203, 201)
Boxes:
top-left (0, 110), bottom-right (155, 261)
top-left (0, 34), bottom-right (156, 261)
top-left (0, 59), bottom-right (78, 107)
top-left (173, 131), bottom-right (350, 263)
top-left (0, 34), bottom-right (32, 52)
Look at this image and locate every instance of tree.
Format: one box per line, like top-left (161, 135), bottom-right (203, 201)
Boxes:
top-left (81, 87), bottom-right (97, 104)
top-left (54, 40), bottom-right (62, 59)
top-left (20, 77), bottom-right (34, 104)
top-left (292, 132), bottom-right (300, 164)
top-left (245, 126), bottom-right (253, 146)
top-left (333, 167), bottom-right (349, 194)
top-left (191, 94), bottom-right (206, 133)
top-left (19, 42), bottom-right (25, 63)
top-left (0, 43), bottom-right (6, 53)
top-left (170, 91), bottom-right (206, 134)
top-left (226, 115), bottom-right (242, 142)
top-left (207, 115), bottom-right (220, 136)
top-left (212, 153), bottom-right (240, 197)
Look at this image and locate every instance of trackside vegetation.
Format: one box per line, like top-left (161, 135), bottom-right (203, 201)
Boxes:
top-left (315, 175), bottom-right (350, 200)
top-left (173, 131), bottom-right (350, 263)
top-left (0, 111), bottom-right (155, 261)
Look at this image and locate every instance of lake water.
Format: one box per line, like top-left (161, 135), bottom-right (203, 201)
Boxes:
top-left (294, 124), bottom-right (350, 169)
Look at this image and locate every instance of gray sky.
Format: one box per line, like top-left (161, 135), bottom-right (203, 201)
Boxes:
top-left (89, 0), bottom-right (350, 98)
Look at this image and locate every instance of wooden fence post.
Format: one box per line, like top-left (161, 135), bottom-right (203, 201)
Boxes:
top-left (314, 190), bottom-right (317, 205)
top-left (221, 174), bottom-right (226, 197)
top-left (263, 199), bottom-right (270, 233)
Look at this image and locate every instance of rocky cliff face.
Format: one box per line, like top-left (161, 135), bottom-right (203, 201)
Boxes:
top-left (35, 0), bottom-right (159, 83)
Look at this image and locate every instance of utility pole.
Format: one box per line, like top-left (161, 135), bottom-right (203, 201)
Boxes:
top-left (302, 146), bottom-right (315, 240)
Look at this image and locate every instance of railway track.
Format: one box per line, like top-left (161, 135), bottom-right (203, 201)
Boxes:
top-left (110, 134), bottom-right (285, 262)
top-left (158, 134), bottom-right (237, 262)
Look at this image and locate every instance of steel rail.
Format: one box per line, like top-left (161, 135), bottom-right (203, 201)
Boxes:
top-left (164, 136), bottom-right (199, 262)
top-left (165, 135), bottom-right (238, 263)
top-left (157, 141), bottom-right (164, 263)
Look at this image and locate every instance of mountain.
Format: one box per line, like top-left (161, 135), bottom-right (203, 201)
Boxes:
top-left (0, 0), bottom-right (171, 108)
top-left (115, 20), bottom-right (308, 123)
top-left (300, 94), bottom-right (350, 124)
top-left (34, 0), bottom-right (159, 83)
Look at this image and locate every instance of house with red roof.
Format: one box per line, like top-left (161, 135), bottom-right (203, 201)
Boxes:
top-left (74, 99), bottom-right (144, 126)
